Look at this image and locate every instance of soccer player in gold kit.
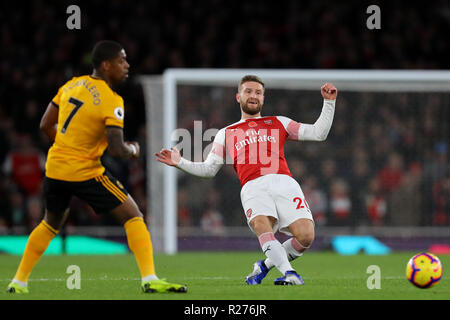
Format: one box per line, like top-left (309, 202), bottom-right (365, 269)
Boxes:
top-left (6, 40), bottom-right (187, 294)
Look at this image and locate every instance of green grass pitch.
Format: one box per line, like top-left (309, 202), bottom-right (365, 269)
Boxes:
top-left (0, 251), bottom-right (449, 300)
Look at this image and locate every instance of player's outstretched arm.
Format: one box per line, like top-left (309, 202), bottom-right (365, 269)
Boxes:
top-left (297, 83), bottom-right (337, 141)
top-left (155, 147), bottom-right (223, 178)
top-left (106, 127), bottom-right (140, 159)
top-left (40, 102), bottom-right (59, 142)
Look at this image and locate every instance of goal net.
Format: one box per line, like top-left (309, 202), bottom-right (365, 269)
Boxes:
top-left (140, 69), bottom-right (450, 254)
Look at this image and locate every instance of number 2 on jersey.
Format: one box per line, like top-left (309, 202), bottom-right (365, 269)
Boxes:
top-left (61, 97), bottom-right (84, 134)
top-left (293, 197), bottom-right (310, 210)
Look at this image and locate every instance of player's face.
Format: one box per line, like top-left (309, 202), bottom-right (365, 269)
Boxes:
top-left (106, 49), bottom-right (130, 84)
top-left (237, 81), bottom-right (264, 115)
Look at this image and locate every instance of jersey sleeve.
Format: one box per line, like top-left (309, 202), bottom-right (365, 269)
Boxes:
top-left (276, 99), bottom-right (335, 141)
top-left (210, 128), bottom-right (226, 160)
top-left (298, 99), bottom-right (335, 141)
top-left (175, 127), bottom-right (225, 178)
top-left (102, 94), bottom-right (125, 128)
top-left (51, 84), bottom-right (65, 107)
top-left (276, 116), bottom-right (301, 140)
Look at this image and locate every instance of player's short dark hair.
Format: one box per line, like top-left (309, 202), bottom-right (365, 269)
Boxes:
top-left (239, 75), bottom-right (265, 91)
top-left (91, 40), bottom-right (123, 69)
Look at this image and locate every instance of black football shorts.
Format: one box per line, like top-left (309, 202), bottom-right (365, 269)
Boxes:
top-left (43, 170), bottom-right (129, 214)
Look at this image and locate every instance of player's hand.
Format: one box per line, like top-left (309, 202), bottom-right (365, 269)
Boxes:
top-left (154, 147), bottom-right (181, 166)
top-left (126, 141), bottom-right (140, 158)
top-left (321, 83), bottom-right (338, 100)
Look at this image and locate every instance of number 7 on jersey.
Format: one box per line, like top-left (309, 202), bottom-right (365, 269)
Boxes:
top-left (61, 97), bottom-right (84, 134)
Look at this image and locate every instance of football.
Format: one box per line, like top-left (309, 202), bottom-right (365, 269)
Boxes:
top-left (406, 252), bottom-right (443, 288)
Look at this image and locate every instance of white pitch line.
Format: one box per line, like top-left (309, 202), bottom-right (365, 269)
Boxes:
top-left (1, 276), bottom-right (413, 282)
top-left (1, 276), bottom-right (234, 282)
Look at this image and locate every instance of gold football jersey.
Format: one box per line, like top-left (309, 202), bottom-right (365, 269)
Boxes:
top-left (45, 75), bottom-right (125, 181)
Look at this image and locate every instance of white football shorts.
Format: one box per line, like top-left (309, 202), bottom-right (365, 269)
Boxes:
top-left (240, 173), bottom-right (314, 236)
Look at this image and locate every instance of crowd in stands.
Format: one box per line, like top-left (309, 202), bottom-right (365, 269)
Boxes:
top-left (0, 0), bottom-right (449, 233)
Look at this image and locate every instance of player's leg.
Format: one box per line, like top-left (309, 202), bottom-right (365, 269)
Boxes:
top-left (44, 208), bottom-right (71, 230)
top-left (266, 175), bottom-right (313, 285)
top-left (84, 171), bottom-right (186, 293)
top-left (266, 219), bottom-right (313, 286)
top-left (264, 218), bottom-right (314, 269)
top-left (109, 195), bottom-right (155, 280)
top-left (247, 215), bottom-right (304, 285)
top-left (109, 195), bottom-right (187, 293)
top-left (285, 218), bottom-right (315, 259)
top-left (250, 215), bottom-right (296, 275)
top-left (7, 178), bottom-right (70, 294)
top-left (242, 176), bottom-right (297, 284)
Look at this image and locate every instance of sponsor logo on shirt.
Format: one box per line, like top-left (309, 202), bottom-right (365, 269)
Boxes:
top-left (233, 129), bottom-right (278, 151)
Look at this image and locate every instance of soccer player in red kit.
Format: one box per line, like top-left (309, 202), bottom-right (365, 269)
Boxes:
top-left (155, 75), bottom-right (337, 285)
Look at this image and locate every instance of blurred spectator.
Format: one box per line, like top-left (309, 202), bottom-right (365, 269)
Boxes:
top-left (329, 178), bottom-right (352, 226)
top-left (432, 168), bottom-right (450, 225)
top-left (366, 177), bottom-right (387, 226)
top-left (302, 176), bottom-right (327, 225)
top-left (350, 158), bottom-right (371, 226)
top-left (201, 209), bottom-right (226, 236)
top-left (377, 152), bottom-right (404, 195)
top-left (9, 191), bottom-right (26, 228)
top-left (200, 190), bottom-right (225, 236)
top-left (14, 100), bottom-right (42, 139)
top-left (2, 134), bottom-right (45, 197)
top-left (422, 142), bottom-right (448, 225)
top-left (319, 158), bottom-right (337, 192)
top-left (389, 163), bottom-right (423, 226)
top-left (178, 188), bottom-right (193, 227)
top-left (0, 111), bottom-right (11, 165)
top-left (423, 142), bottom-right (448, 183)
top-left (0, 173), bottom-right (12, 231)
top-left (26, 196), bottom-right (44, 231)
top-left (289, 159), bottom-right (307, 180)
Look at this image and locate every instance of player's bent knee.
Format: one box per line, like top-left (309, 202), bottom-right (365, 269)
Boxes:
top-left (296, 233), bottom-right (314, 249)
top-left (110, 196), bottom-right (144, 225)
top-left (249, 216), bottom-right (274, 235)
top-left (291, 220), bottom-right (315, 249)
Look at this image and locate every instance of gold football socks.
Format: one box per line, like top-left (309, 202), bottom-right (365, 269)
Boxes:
top-left (124, 217), bottom-right (156, 279)
top-left (12, 220), bottom-right (58, 285)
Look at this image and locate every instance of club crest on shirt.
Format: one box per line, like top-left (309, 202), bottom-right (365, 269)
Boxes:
top-left (264, 119), bottom-right (273, 125)
top-left (114, 107), bottom-right (124, 120)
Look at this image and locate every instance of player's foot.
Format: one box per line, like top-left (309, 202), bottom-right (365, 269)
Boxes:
top-left (246, 260), bottom-right (270, 285)
top-left (141, 279), bottom-right (187, 293)
top-left (6, 282), bottom-right (29, 294)
top-left (274, 271), bottom-right (305, 285)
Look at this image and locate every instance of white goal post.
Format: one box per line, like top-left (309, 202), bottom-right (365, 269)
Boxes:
top-left (140, 69), bottom-right (450, 254)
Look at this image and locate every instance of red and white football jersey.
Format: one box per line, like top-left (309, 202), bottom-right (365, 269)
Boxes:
top-left (211, 116), bottom-right (301, 187)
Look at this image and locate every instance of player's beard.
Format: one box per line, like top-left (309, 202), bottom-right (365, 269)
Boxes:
top-left (241, 99), bottom-right (262, 115)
